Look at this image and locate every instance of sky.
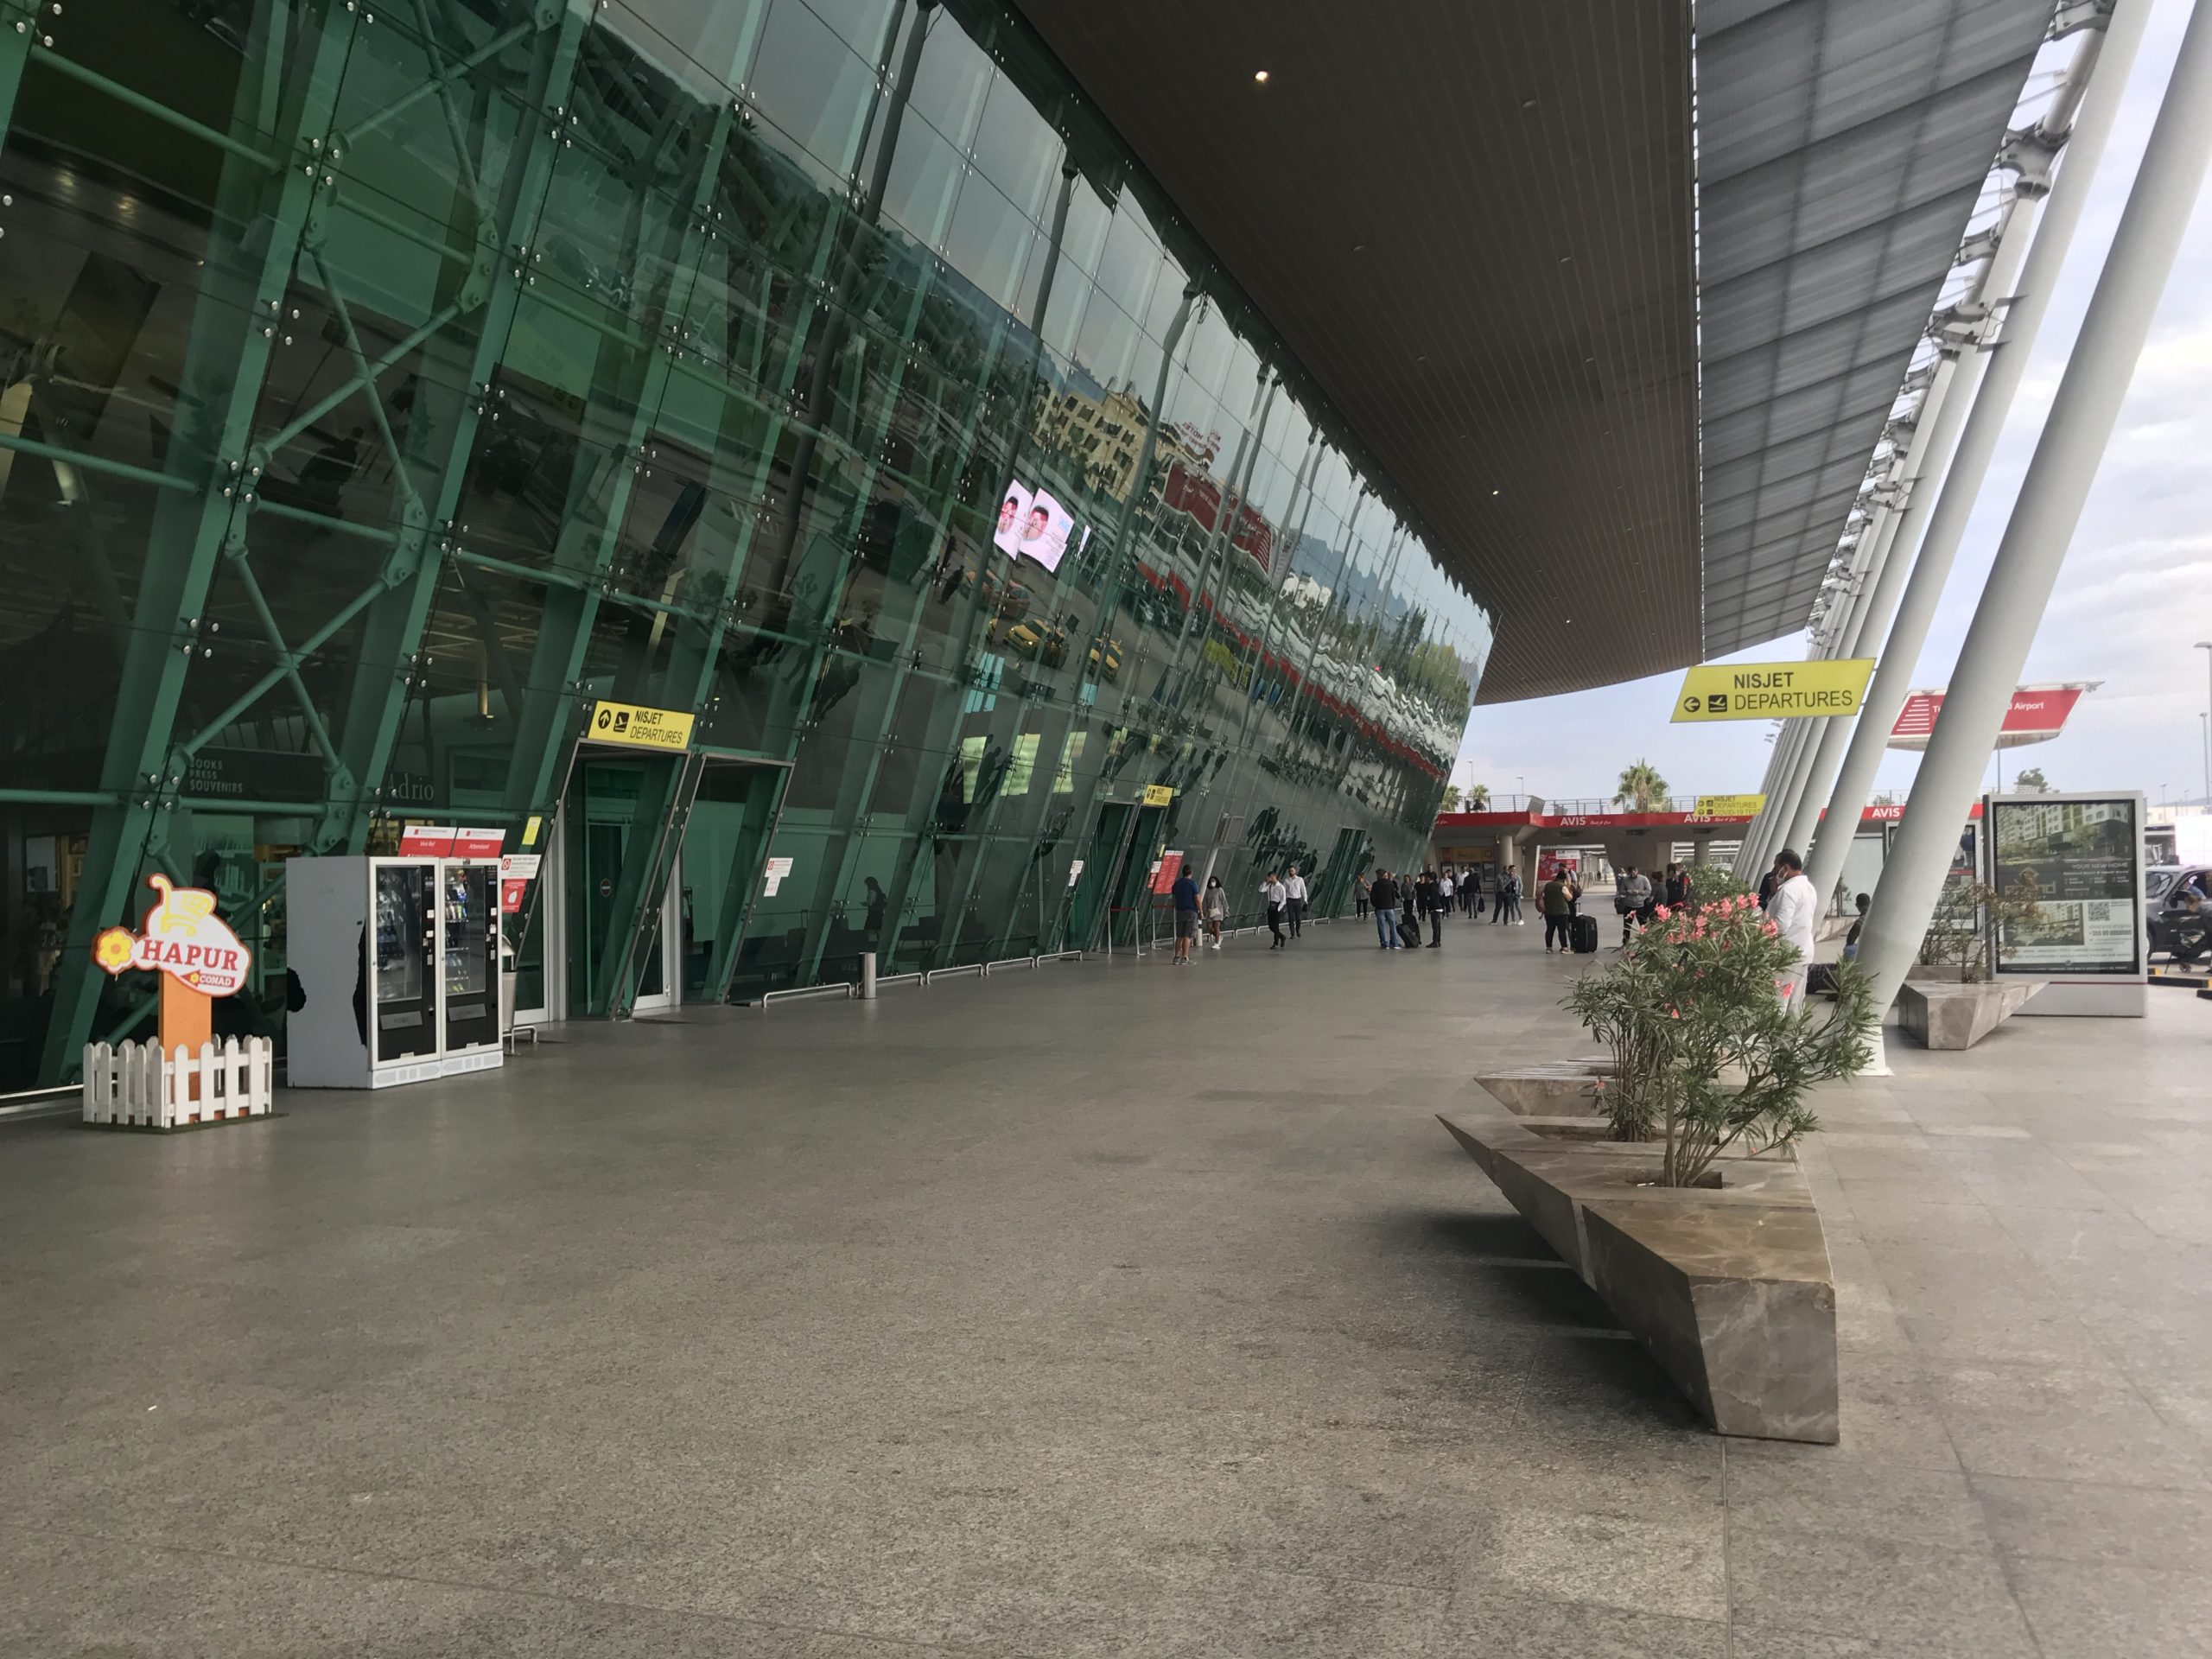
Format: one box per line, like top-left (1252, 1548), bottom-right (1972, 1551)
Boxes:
top-left (1452, 0), bottom-right (2212, 813)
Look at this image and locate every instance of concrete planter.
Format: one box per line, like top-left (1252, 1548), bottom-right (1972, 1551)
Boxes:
top-left (1440, 1091), bottom-right (1837, 1443)
top-left (1895, 979), bottom-right (2040, 1049)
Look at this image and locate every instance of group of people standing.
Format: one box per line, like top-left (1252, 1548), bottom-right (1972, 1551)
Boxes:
top-left (1611, 861), bottom-right (1694, 948)
top-left (1357, 868), bottom-right (1475, 950)
top-left (1165, 859), bottom-right (1314, 964)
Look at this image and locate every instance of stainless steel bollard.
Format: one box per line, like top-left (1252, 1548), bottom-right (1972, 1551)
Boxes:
top-left (859, 950), bottom-right (877, 1000)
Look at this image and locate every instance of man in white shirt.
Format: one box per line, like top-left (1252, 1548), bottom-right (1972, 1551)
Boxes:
top-left (1438, 871), bottom-right (1455, 918)
top-left (1261, 873), bottom-right (1289, 949)
top-left (1282, 866), bottom-right (1309, 938)
top-left (1767, 849), bottom-right (1821, 1011)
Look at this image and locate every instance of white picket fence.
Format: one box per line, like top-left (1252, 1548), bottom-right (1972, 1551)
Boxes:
top-left (81, 1037), bottom-right (275, 1129)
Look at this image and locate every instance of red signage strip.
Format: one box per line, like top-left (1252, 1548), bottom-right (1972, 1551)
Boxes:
top-left (1890, 684), bottom-right (2089, 751)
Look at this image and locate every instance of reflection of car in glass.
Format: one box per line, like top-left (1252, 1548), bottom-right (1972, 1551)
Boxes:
top-left (2147, 865), bottom-right (2211, 963)
top-left (1089, 638), bottom-right (1122, 681)
top-left (982, 581), bottom-right (1034, 645)
top-left (1004, 617), bottom-right (1071, 666)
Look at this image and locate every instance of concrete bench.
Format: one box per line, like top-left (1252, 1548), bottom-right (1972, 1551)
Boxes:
top-left (1439, 1093), bottom-right (1838, 1444)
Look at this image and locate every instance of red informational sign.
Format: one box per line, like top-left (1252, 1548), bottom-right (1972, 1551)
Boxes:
top-left (1537, 855), bottom-right (1580, 880)
top-left (500, 878), bottom-right (530, 914)
top-left (1889, 683), bottom-right (2092, 751)
top-left (1150, 851), bottom-right (1186, 895)
top-left (398, 825), bottom-right (505, 858)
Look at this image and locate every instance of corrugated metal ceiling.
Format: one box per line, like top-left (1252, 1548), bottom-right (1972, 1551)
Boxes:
top-left (1698, 0), bottom-right (2055, 657)
top-left (1011, 0), bottom-right (2052, 701)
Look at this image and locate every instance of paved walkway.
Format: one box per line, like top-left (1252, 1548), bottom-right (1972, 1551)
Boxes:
top-left (3, 910), bottom-right (2208, 1656)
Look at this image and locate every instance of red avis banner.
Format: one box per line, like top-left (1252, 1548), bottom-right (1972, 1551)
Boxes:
top-left (1889, 683), bottom-right (2093, 751)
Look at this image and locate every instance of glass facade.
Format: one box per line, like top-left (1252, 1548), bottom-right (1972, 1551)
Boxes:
top-left (0, 0), bottom-right (1491, 1086)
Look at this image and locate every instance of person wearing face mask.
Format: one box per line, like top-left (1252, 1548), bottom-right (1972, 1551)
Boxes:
top-left (1203, 874), bottom-right (1230, 949)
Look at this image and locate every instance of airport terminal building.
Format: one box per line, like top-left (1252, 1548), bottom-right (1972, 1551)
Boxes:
top-left (0, 0), bottom-right (2067, 1084)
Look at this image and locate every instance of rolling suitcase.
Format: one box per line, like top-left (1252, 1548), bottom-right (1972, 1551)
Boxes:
top-left (1570, 915), bottom-right (1599, 955)
top-left (1398, 912), bottom-right (1421, 948)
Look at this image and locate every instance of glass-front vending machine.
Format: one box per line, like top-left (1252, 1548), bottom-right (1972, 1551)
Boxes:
top-left (287, 855), bottom-right (505, 1088)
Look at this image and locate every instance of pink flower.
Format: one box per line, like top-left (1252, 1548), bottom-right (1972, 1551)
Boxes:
top-left (1653, 905), bottom-right (1671, 920)
top-left (1761, 920), bottom-right (1777, 936)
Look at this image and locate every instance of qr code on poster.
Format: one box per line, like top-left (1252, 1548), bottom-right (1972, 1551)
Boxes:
top-left (2084, 901), bottom-right (2119, 923)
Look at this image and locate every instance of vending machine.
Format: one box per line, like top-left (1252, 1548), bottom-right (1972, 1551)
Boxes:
top-left (285, 855), bottom-right (504, 1088)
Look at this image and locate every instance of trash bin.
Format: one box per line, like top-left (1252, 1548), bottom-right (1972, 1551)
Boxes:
top-left (498, 934), bottom-right (518, 1039)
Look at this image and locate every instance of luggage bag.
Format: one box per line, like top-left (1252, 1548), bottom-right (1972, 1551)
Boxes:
top-left (1570, 914), bottom-right (1599, 955)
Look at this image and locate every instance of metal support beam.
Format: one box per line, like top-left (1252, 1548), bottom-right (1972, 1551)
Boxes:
top-left (1858, 0), bottom-right (2211, 1029)
top-left (331, 0), bottom-right (591, 847)
top-left (1808, 0), bottom-right (2146, 905)
top-left (39, 0), bottom-right (361, 1084)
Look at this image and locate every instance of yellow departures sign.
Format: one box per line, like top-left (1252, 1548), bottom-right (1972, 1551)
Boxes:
top-left (1690, 794), bottom-right (1767, 819)
top-left (1672, 659), bottom-right (1875, 722)
top-left (587, 699), bottom-right (696, 752)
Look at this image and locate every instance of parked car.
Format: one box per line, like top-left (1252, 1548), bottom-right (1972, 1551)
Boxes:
top-left (2146, 864), bottom-right (2211, 963)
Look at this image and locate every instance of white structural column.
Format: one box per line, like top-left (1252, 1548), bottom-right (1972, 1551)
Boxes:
top-left (1737, 720), bottom-right (1808, 874)
top-left (1745, 565), bottom-right (1871, 874)
top-left (1786, 298), bottom-right (1988, 870)
top-left (1858, 0), bottom-right (2212, 1018)
top-left (1807, 0), bottom-right (2148, 903)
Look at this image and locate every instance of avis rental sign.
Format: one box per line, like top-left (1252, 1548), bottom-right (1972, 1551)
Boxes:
top-left (92, 875), bottom-right (252, 996)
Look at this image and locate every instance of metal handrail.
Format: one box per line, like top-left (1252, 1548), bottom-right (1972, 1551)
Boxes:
top-left (758, 982), bottom-right (855, 1007)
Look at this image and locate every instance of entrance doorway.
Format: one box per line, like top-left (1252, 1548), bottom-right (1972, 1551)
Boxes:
top-left (564, 754), bottom-right (682, 1016)
top-left (1064, 800), bottom-right (1167, 951)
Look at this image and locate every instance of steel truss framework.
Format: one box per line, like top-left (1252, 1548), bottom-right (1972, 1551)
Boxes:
top-left (0, 0), bottom-right (1488, 1084)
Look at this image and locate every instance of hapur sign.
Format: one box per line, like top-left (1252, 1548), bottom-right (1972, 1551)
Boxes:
top-left (92, 875), bottom-right (253, 997)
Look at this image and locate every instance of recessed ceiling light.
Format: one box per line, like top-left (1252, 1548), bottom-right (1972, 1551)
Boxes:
top-left (1522, 98), bottom-right (1536, 110)
top-left (1491, 489), bottom-right (1501, 497)
top-left (1254, 69), bottom-right (1270, 83)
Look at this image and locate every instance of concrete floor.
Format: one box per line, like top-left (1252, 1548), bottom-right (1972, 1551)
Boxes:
top-left (3, 912), bottom-right (2209, 1656)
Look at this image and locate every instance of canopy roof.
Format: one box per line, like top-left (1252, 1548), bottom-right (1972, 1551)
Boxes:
top-left (1012, 0), bottom-right (2054, 701)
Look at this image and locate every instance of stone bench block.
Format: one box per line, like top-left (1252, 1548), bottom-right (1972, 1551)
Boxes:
top-left (1896, 980), bottom-right (2038, 1049)
top-left (1439, 1094), bottom-right (1837, 1443)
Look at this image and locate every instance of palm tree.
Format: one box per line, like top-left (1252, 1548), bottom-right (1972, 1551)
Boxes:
top-left (1616, 760), bottom-right (1669, 812)
top-left (1465, 782), bottom-right (1491, 809)
top-left (1440, 785), bottom-right (1462, 810)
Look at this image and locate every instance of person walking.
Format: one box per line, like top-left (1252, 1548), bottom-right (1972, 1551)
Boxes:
top-left (1261, 871), bottom-right (1288, 950)
top-left (1541, 868), bottom-right (1574, 952)
top-left (1416, 868), bottom-right (1445, 947)
top-left (1369, 868), bottom-right (1403, 950)
top-left (1617, 865), bottom-right (1652, 948)
top-left (1283, 864), bottom-right (1309, 938)
top-left (1203, 874), bottom-right (1230, 950)
top-left (1499, 868), bottom-right (1524, 925)
top-left (1437, 869), bottom-right (1455, 922)
top-left (1353, 872), bottom-right (1370, 920)
top-left (1169, 859), bottom-right (1200, 965)
top-left (1463, 868), bottom-right (1482, 915)
top-left (1768, 849), bottom-right (1819, 1010)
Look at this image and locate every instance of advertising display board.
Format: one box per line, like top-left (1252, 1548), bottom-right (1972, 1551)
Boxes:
top-left (993, 476), bottom-right (1075, 571)
top-left (1985, 791), bottom-right (2146, 1016)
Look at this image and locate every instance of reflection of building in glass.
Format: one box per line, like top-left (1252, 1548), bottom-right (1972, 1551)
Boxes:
top-left (1031, 382), bottom-right (1202, 507)
top-left (0, 0), bottom-right (1492, 1085)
